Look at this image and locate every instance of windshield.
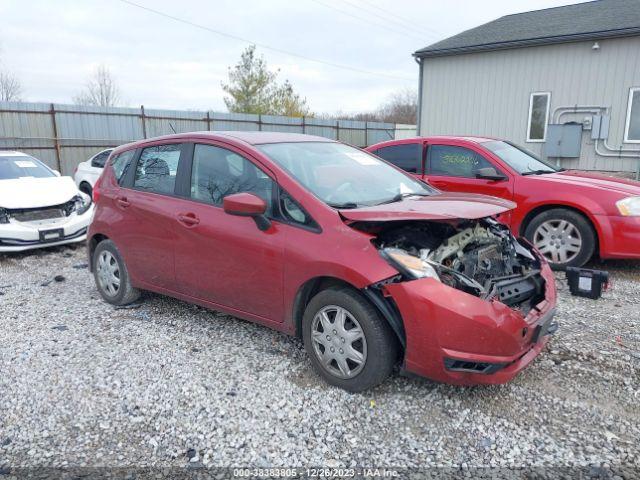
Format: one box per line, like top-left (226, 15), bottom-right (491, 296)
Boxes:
top-left (0, 155), bottom-right (55, 180)
top-left (483, 141), bottom-right (559, 175)
top-left (258, 142), bottom-right (435, 208)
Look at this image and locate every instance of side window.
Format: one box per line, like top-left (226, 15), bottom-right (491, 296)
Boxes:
top-left (428, 145), bottom-right (494, 178)
top-left (278, 188), bottom-right (318, 230)
top-left (624, 87), bottom-right (640, 142)
top-left (110, 149), bottom-right (136, 185)
top-left (91, 150), bottom-right (111, 168)
top-left (133, 144), bottom-right (182, 195)
top-left (375, 144), bottom-right (422, 173)
top-left (191, 144), bottom-right (274, 215)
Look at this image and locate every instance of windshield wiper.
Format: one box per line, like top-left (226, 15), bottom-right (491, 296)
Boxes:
top-left (521, 169), bottom-right (556, 176)
top-left (328, 202), bottom-right (360, 209)
top-left (376, 192), bottom-right (431, 205)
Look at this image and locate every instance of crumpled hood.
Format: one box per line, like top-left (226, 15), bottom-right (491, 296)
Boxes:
top-left (339, 192), bottom-right (515, 222)
top-left (0, 176), bottom-right (80, 209)
top-left (527, 171), bottom-right (640, 196)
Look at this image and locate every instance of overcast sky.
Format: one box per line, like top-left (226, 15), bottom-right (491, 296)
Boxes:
top-left (0, 0), bottom-right (585, 114)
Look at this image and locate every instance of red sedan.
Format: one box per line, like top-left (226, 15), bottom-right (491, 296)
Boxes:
top-left (89, 132), bottom-right (556, 391)
top-left (367, 136), bottom-right (640, 268)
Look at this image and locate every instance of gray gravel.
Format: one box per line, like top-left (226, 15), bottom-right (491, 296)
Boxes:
top-left (0, 245), bottom-right (639, 474)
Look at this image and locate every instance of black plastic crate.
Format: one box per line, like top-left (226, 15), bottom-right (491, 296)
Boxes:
top-left (566, 267), bottom-right (609, 299)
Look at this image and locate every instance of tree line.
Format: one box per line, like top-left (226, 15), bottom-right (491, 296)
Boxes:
top-left (0, 46), bottom-right (417, 124)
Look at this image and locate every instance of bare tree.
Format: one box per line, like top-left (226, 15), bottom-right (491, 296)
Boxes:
top-left (73, 65), bottom-right (121, 106)
top-left (377, 88), bottom-right (417, 124)
top-left (0, 70), bottom-right (22, 102)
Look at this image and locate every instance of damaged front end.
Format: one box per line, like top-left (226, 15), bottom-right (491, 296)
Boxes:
top-left (364, 218), bottom-right (546, 315)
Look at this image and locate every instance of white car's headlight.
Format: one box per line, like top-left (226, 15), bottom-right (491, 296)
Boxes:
top-left (381, 248), bottom-right (440, 280)
top-left (73, 193), bottom-right (93, 215)
top-left (616, 196), bottom-right (640, 216)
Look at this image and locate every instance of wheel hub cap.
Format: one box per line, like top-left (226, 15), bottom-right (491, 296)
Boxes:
top-left (311, 305), bottom-right (367, 380)
top-left (533, 219), bottom-right (582, 264)
top-left (96, 251), bottom-right (120, 296)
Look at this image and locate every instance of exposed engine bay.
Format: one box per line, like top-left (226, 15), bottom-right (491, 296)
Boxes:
top-left (362, 218), bottom-right (546, 314)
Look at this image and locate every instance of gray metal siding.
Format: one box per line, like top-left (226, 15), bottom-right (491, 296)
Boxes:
top-left (420, 36), bottom-right (640, 171)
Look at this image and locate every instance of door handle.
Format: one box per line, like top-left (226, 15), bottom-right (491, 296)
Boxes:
top-left (177, 213), bottom-right (200, 227)
top-left (116, 196), bottom-right (130, 208)
top-left (430, 180), bottom-right (448, 187)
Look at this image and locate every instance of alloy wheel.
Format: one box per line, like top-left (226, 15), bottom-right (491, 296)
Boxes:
top-left (533, 219), bottom-right (582, 264)
top-left (311, 305), bottom-right (367, 379)
top-left (96, 250), bottom-right (120, 296)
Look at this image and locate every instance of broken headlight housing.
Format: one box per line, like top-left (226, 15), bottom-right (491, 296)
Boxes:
top-left (0, 208), bottom-right (9, 224)
top-left (616, 196), bottom-right (640, 216)
top-left (72, 194), bottom-right (92, 215)
top-left (381, 247), bottom-right (440, 280)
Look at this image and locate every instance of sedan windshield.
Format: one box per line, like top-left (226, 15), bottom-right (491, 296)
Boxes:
top-left (483, 141), bottom-right (559, 175)
top-left (258, 142), bottom-right (434, 208)
top-left (0, 155), bottom-right (55, 180)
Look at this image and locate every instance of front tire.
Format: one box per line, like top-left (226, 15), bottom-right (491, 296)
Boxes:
top-left (93, 239), bottom-right (141, 305)
top-left (524, 208), bottom-right (596, 269)
top-left (302, 287), bottom-right (398, 392)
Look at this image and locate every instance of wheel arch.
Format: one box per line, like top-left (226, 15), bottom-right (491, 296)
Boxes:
top-left (88, 233), bottom-right (110, 272)
top-left (519, 203), bottom-right (601, 253)
top-left (292, 276), bottom-right (405, 349)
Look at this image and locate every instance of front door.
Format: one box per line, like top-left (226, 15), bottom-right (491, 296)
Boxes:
top-left (423, 143), bottom-right (514, 200)
top-left (173, 143), bottom-right (285, 322)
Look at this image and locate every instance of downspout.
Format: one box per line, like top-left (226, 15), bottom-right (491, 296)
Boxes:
top-left (414, 55), bottom-right (423, 135)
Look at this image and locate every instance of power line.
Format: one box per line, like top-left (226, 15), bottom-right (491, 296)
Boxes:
top-left (116, 0), bottom-right (415, 82)
top-left (355, 0), bottom-right (444, 39)
top-left (308, 0), bottom-right (425, 42)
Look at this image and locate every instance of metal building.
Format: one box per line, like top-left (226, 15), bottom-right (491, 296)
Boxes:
top-left (414, 0), bottom-right (640, 173)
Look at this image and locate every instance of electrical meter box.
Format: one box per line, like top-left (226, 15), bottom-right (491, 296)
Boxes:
top-left (544, 123), bottom-right (582, 158)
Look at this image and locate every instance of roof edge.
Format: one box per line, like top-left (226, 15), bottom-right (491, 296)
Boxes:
top-left (414, 26), bottom-right (640, 58)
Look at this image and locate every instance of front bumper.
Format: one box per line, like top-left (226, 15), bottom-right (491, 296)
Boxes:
top-left (595, 214), bottom-right (640, 259)
top-left (0, 206), bottom-right (94, 252)
top-left (385, 259), bottom-right (557, 386)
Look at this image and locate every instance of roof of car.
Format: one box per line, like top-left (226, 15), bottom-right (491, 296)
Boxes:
top-left (371, 136), bottom-right (498, 148)
top-left (125, 131), bottom-right (336, 148)
top-left (415, 0), bottom-right (640, 58)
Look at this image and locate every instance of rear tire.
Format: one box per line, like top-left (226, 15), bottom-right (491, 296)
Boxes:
top-left (524, 208), bottom-right (596, 269)
top-left (79, 182), bottom-right (93, 198)
top-left (302, 286), bottom-right (398, 392)
top-left (93, 239), bottom-right (141, 305)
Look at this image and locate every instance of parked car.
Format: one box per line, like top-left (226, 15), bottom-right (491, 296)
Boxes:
top-left (74, 148), bottom-right (114, 197)
top-left (0, 151), bottom-right (94, 252)
top-left (367, 137), bottom-right (640, 269)
top-left (88, 132), bottom-right (557, 391)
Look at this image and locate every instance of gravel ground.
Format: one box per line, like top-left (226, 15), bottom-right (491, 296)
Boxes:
top-left (0, 244), bottom-right (639, 476)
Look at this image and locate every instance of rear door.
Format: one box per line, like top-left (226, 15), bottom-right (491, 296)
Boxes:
top-left (424, 142), bottom-right (514, 200)
top-left (112, 142), bottom-right (187, 290)
top-left (172, 142), bottom-right (285, 322)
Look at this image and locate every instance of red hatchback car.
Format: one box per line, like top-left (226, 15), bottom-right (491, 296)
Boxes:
top-left (367, 137), bottom-right (640, 269)
top-left (88, 132), bottom-right (557, 391)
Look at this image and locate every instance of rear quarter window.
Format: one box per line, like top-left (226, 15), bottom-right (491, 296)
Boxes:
top-left (110, 149), bottom-right (136, 185)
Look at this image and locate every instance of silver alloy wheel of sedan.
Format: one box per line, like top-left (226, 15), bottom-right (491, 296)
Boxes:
top-left (311, 305), bottom-right (367, 379)
top-left (96, 250), bottom-right (121, 297)
top-left (533, 219), bottom-right (583, 264)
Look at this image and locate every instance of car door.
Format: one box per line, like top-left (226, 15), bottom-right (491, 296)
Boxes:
top-left (172, 142), bottom-right (285, 322)
top-left (372, 142), bottom-right (424, 178)
top-left (424, 142), bottom-right (514, 200)
top-left (112, 142), bottom-right (186, 290)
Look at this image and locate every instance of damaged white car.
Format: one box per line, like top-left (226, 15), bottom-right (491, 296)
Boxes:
top-left (0, 151), bottom-right (94, 252)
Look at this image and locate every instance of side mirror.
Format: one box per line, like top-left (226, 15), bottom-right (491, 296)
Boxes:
top-left (475, 167), bottom-right (507, 181)
top-left (223, 193), bottom-right (271, 231)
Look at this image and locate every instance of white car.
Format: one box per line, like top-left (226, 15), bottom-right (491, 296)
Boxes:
top-left (74, 148), bottom-right (113, 196)
top-left (0, 151), bottom-right (94, 252)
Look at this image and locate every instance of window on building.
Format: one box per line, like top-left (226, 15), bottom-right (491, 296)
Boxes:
top-left (527, 92), bottom-right (550, 142)
top-left (133, 144), bottom-right (182, 195)
top-left (428, 145), bottom-right (494, 178)
top-left (190, 144), bottom-right (274, 214)
top-left (624, 87), bottom-right (640, 143)
top-left (374, 143), bottom-right (422, 173)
